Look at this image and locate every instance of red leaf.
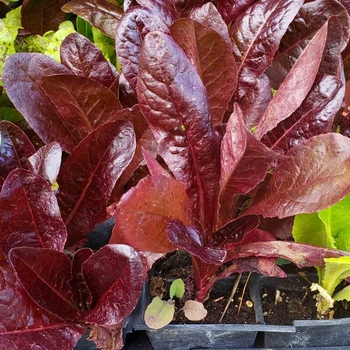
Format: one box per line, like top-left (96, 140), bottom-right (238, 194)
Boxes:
top-left (245, 133), bottom-right (350, 218)
top-left (137, 31), bottom-right (221, 233)
top-left (219, 104), bottom-right (282, 224)
top-left (261, 75), bottom-right (344, 152)
top-left (60, 33), bottom-right (117, 88)
top-left (110, 175), bottom-right (193, 253)
top-left (57, 120), bottom-right (136, 249)
top-left (70, 248), bottom-right (93, 309)
top-left (0, 260), bottom-right (84, 349)
top-left (62, 0), bottom-right (123, 38)
top-left (9, 247), bottom-right (78, 321)
top-left (82, 245), bottom-right (144, 325)
top-left (170, 18), bottom-right (237, 126)
top-left (21, 0), bottom-right (67, 35)
top-left (0, 121), bottom-right (35, 178)
top-left (166, 219), bottom-right (227, 264)
top-left (2, 53), bottom-right (77, 153)
top-left (136, 0), bottom-right (178, 26)
top-left (89, 324), bottom-right (123, 350)
top-left (255, 22), bottom-right (328, 139)
top-left (28, 142), bottom-right (62, 184)
top-left (216, 0), bottom-right (255, 24)
top-left (173, 0), bottom-right (204, 17)
top-left (143, 149), bottom-right (171, 178)
top-left (115, 6), bottom-right (169, 90)
top-left (0, 169), bottom-right (67, 257)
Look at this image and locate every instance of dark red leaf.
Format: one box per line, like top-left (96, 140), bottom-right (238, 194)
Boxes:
top-left (0, 2), bottom-right (10, 18)
top-left (2, 53), bottom-right (76, 153)
top-left (124, 0), bottom-right (138, 11)
top-left (143, 149), bottom-right (171, 178)
top-left (82, 244), bottom-right (144, 325)
top-left (110, 175), bottom-right (193, 253)
top-left (0, 169), bottom-right (67, 257)
top-left (115, 6), bottom-right (169, 90)
top-left (216, 0), bottom-right (256, 24)
top-left (57, 120), bottom-right (136, 249)
top-left (170, 18), bottom-right (236, 126)
top-left (189, 3), bottom-right (233, 50)
top-left (136, 0), bottom-right (178, 26)
top-left (70, 248), bottom-right (93, 309)
top-left (9, 247), bottom-right (78, 321)
top-left (137, 31), bottom-right (221, 233)
top-left (28, 142), bottom-right (62, 184)
top-left (255, 22), bottom-right (328, 139)
top-left (40, 75), bottom-right (123, 136)
top-left (60, 33), bottom-right (116, 88)
top-left (0, 260), bottom-right (84, 349)
top-left (261, 75), bottom-right (344, 152)
top-left (62, 0), bottom-right (123, 38)
top-left (245, 133), bottom-right (350, 218)
top-left (167, 219), bottom-right (227, 264)
top-left (0, 121), bottom-right (35, 178)
top-left (21, 0), bottom-right (67, 35)
top-left (119, 73), bottom-right (138, 107)
top-left (260, 216), bottom-right (294, 240)
top-left (173, 0), bottom-right (204, 17)
top-left (219, 104), bottom-right (282, 224)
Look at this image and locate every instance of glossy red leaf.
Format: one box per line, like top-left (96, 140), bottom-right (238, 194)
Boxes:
top-left (219, 104), bottom-right (282, 224)
top-left (245, 133), bottom-right (350, 218)
top-left (62, 0), bottom-right (123, 38)
top-left (0, 169), bottom-right (67, 257)
top-left (0, 260), bottom-right (84, 349)
top-left (136, 0), bottom-right (178, 26)
top-left (137, 31), bottom-right (221, 233)
top-left (166, 220), bottom-right (227, 265)
top-left (21, 0), bottom-right (67, 35)
top-left (115, 6), bottom-right (169, 90)
top-left (28, 142), bottom-right (62, 184)
top-left (82, 244), bottom-right (144, 325)
top-left (9, 247), bottom-right (78, 321)
top-left (255, 23), bottom-right (328, 139)
top-left (217, 0), bottom-right (255, 24)
top-left (70, 248), bottom-right (93, 309)
top-left (60, 33), bottom-right (116, 88)
top-left (143, 149), bottom-right (171, 178)
top-left (173, 0), bottom-right (204, 17)
top-left (170, 19), bottom-right (237, 126)
top-left (261, 75), bottom-right (344, 152)
top-left (119, 73), bottom-right (138, 107)
top-left (110, 175), bottom-right (193, 253)
top-left (189, 3), bottom-right (233, 50)
top-left (40, 74), bottom-right (123, 136)
top-left (2, 53), bottom-right (77, 153)
top-left (231, 0), bottom-right (304, 97)
top-left (0, 121), bottom-right (35, 178)
top-left (57, 120), bottom-right (136, 249)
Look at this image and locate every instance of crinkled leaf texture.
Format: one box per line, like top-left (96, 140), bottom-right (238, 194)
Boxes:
top-left (9, 247), bottom-right (78, 321)
top-left (110, 175), bottom-right (193, 253)
top-left (137, 31), bottom-right (220, 233)
top-left (136, 0), bottom-right (178, 26)
top-left (323, 257), bottom-right (350, 296)
top-left (82, 244), bottom-right (144, 325)
top-left (0, 121), bottom-right (35, 178)
top-left (217, 0), bottom-right (255, 24)
top-left (60, 32), bottom-right (116, 88)
top-left (115, 6), bottom-right (169, 90)
top-left (57, 120), bottom-right (136, 249)
top-left (170, 18), bottom-right (236, 126)
top-left (0, 169), bottom-right (67, 257)
top-left (62, 0), bottom-right (123, 38)
top-left (255, 22), bottom-right (328, 139)
top-left (0, 261), bottom-right (84, 350)
top-left (28, 142), bottom-right (62, 184)
top-left (246, 133), bottom-right (350, 218)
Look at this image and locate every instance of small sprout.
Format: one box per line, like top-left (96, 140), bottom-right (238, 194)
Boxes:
top-left (182, 300), bottom-right (207, 321)
top-left (271, 88), bottom-right (277, 97)
top-left (275, 289), bottom-right (283, 305)
top-left (144, 297), bottom-right (175, 329)
top-left (170, 278), bottom-right (185, 299)
top-left (246, 300), bottom-right (253, 308)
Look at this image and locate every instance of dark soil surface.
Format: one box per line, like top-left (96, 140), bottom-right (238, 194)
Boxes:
top-left (262, 283), bottom-right (350, 325)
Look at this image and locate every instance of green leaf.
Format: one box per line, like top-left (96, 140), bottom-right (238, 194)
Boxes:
top-left (322, 257), bottom-right (350, 297)
top-left (293, 213), bottom-right (335, 248)
top-left (335, 226), bottom-right (350, 251)
top-left (76, 17), bottom-right (94, 42)
top-left (144, 297), bottom-right (175, 330)
top-left (0, 106), bottom-right (23, 122)
top-left (318, 193), bottom-right (350, 239)
top-left (0, 19), bottom-right (16, 86)
top-left (92, 26), bottom-right (116, 66)
top-left (2, 6), bottom-right (22, 40)
top-left (333, 285), bottom-right (350, 301)
top-left (15, 34), bottom-right (49, 53)
top-left (169, 279), bottom-right (185, 299)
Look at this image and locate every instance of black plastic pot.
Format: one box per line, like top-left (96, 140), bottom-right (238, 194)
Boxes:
top-left (131, 276), bottom-right (262, 350)
top-left (250, 273), bottom-right (350, 348)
